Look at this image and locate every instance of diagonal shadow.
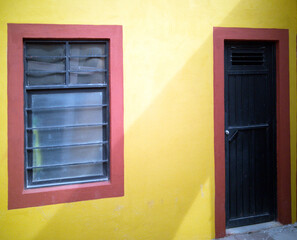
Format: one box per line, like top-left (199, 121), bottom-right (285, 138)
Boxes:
top-left (0, 0), bottom-right (296, 240)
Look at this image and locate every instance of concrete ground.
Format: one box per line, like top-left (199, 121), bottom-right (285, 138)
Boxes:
top-left (216, 223), bottom-right (297, 240)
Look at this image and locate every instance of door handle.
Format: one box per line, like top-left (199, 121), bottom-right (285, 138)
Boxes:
top-left (225, 129), bottom-right (238, 141)
top-left (229, 130), bottom-right (239, 142)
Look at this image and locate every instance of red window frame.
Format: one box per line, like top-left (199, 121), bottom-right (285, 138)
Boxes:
top-left (8, 24), bottom-right (124, 209)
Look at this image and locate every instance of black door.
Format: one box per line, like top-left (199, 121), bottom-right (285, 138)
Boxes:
top-left (225, 41), bottom-right (276, 228)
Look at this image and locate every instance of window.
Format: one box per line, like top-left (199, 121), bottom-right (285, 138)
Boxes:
top-left (8, 24), bottom-right (123, 209)
top-left (24, 41), bottom-right (110, 188)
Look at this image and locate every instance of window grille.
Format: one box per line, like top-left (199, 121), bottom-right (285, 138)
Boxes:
top-left (24, 40), bottom-right (110, 188)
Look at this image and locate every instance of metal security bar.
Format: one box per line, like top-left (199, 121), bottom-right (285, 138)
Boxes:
top-left (24, 40), bottom-right (110, 188)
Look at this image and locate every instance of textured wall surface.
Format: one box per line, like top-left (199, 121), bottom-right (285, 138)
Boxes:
top-left (0, 0), bottom-right (296, 239)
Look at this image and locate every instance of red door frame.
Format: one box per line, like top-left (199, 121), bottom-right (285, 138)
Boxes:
top-left (213, 27), bottom-right (291, 238)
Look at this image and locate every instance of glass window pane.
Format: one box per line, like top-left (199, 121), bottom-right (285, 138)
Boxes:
top-left (27, 43), bottom-right (65, 56)
top-left (30, 91), bottom-right (103, 108)
top-left (70, 57), bottom-right (105, 71)
top-left (32, 163), bottom-right (104, 182)
top-left (29, 107), bottom-right (105, 128)
top-left (70, 72), bottom-right (106, 84)
top-left (30, 145), bottom-right (105, 167)
top-left (27, 73), bottom-right (65, 85)
top-left (28, 126), bottom-right (104, 148)
top-left (27, 58), bottom-right (65, 71)
top-left (24, 41), bottom-right (110, 188)
top-left (70, 43), bottom-right (105, 56)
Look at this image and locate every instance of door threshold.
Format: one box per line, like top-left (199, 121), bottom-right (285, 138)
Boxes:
top-left (226, 221), bottom-right (282, 235)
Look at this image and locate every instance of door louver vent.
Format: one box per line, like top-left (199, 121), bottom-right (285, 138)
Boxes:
top-left (231, 51), bottom-right (264, 66)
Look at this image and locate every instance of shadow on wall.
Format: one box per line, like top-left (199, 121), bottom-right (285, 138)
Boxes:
top-left (27, 35), bottom-right (214, 240)
top-left (4, 0), bottom-right (295, 240)
top-left (29, 31), bottom-right (214, 240)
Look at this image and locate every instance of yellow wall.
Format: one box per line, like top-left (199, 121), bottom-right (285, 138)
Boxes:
top-left (0, 0), bottom-right (296, 239)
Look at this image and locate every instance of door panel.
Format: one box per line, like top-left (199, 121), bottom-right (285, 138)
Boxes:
top-left (225, 41), bottom-right (276, 228)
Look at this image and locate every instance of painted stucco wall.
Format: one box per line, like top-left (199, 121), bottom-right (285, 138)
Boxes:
top-left (0, 0), bottom-right (296, 239)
